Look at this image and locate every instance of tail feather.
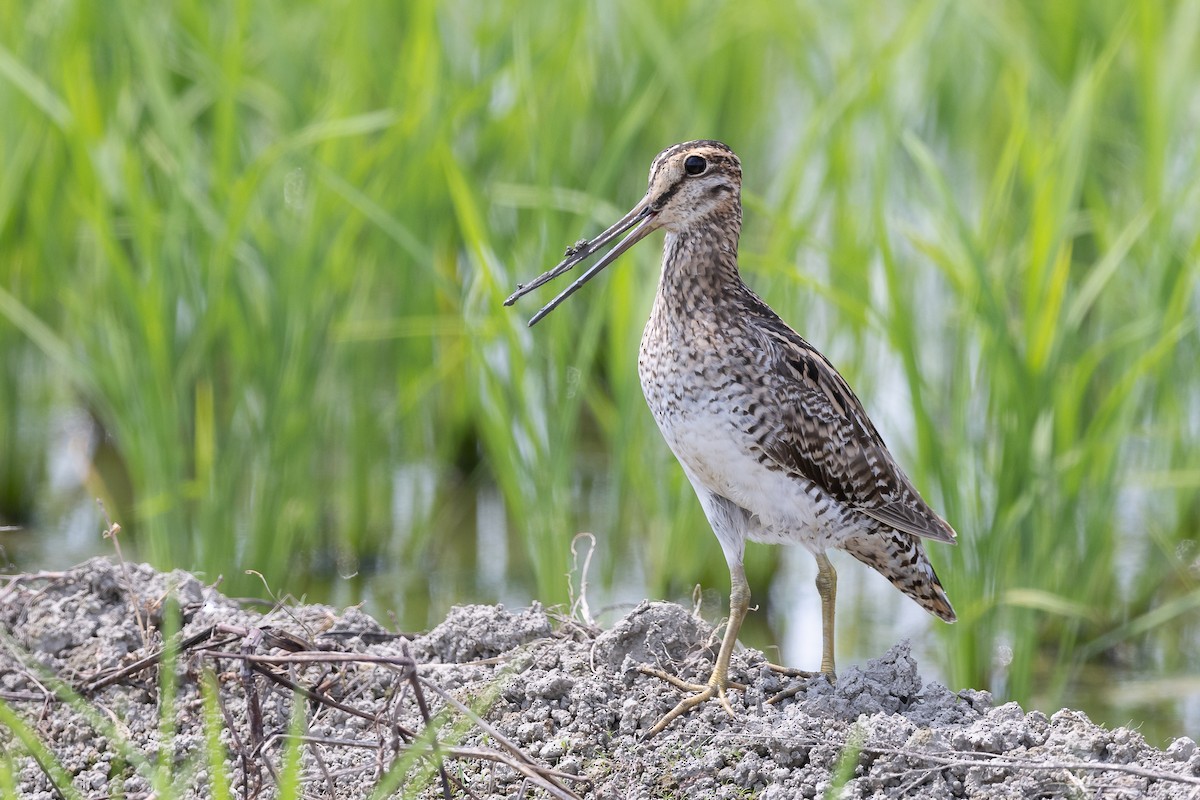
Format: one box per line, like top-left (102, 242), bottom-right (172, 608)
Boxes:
top-left (843, 529), bottom-right (956, 623)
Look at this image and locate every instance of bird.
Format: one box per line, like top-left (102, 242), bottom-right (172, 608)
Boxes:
top-left (504, 140), bottom-right (957, 736)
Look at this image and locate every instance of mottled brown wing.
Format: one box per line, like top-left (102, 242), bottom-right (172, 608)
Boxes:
top-left (749, 310), bottom-right (957, 544)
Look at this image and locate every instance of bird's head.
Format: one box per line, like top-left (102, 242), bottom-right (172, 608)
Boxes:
top-left (504, 140), bottom-right (742, 325)
top-left (643, 140), bottom-right (742, 231)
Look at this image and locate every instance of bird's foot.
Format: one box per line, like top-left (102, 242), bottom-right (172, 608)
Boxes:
top-left (765, 665), bottom-right (835, 705)
top-left (766, 662), bottom-right (818, 678)
top-left (636, 665), bottom-right (747, 738)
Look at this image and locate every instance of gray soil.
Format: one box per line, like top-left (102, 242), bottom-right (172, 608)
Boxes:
top-left (2, 557), bottom-right (1199, 799)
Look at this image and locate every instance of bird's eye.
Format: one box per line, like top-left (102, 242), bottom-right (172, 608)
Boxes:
top-left (684, 155), bottom-right (707, 176)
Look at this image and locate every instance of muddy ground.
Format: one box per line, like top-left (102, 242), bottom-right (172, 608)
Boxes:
top-left (1, 558), bottom-right (1198, 799)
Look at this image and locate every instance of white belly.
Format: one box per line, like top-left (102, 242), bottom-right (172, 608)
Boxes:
top-left (655, 410), bottom-right (849, 552)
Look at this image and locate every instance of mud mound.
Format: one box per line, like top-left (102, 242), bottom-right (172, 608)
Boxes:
top-left (2, 558), bottom-right (1198, 798)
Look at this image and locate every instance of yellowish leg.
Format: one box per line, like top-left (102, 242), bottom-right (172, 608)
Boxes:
top-left (639, 562), bottom-right (751, 738)
top-left (767, 552), bottom-right (838, 704)
top-left (815, 551), bottom-right (837, 677)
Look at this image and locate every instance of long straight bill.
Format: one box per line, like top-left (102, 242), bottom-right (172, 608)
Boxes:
top-left (524, 213), bottom-right (656, 326)
top-left (505, 199), bottom-right (656, 325)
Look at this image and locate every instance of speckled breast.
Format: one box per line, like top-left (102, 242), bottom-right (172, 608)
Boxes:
top-left (637, 312), bottom-right (861, 551)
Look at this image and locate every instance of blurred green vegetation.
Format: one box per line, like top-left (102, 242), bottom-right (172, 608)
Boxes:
top-left (1, 0), bottom-right (1198, 740)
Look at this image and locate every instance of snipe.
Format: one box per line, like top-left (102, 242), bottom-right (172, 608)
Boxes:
top-left (505, 140), bottom-right (956, 737)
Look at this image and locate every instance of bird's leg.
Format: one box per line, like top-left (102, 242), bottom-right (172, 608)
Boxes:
top-left (815, 550), bottom-right (837, 678)
top-left (767, 551), bottom-right (838, 704)
top-left (639, 562), bottom-right (751, 738)
top-left (713, 560), bottom-right (751, 695)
